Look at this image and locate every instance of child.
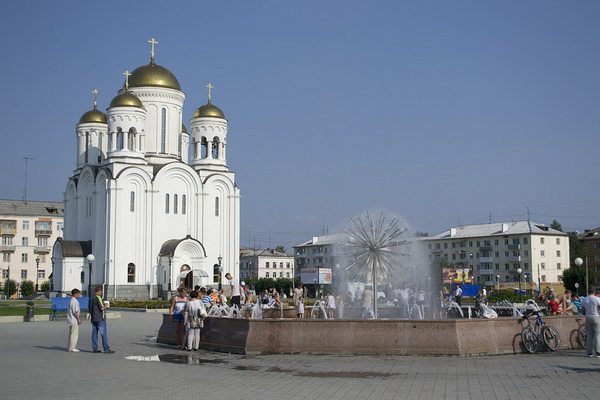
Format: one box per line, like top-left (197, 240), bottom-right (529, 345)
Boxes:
top-left (297, 297), bottom-right (304, 319)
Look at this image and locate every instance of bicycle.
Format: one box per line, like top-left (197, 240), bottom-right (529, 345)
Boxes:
top-left (518, 309), bottom-right (561, 353)
top-left (572, 318), bottom-right (586, 350)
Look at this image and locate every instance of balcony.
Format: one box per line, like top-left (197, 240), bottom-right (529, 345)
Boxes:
top-left (478, 269), bottom-right (495, 275)
top-left (508, 256), bottom-right (522, 262)
top-left (478, 257), bottom-right (493, 263)
top-left (35, 229), bottom-right (52, 236)
top-left (34, 246), bottom-right (50, 254)
top-left (508, 244), bottom-right (521, 250)
top-left (0, 245), bottom-right (16, 253)
top-left (0, 224), bottom-right (17, 236)
top-left (479, 246), bottom-right (493, 252)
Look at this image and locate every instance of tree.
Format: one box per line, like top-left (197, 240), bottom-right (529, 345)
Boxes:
top-left (274, 245), bottom-right (286, 254)
top-left (562, 266), bottom-right (596, 295)
top-left (4, 279), bottom-right (17, 297)
top-left (569, 232), bottom-right (586, 266)
top-left (550, 219), bottom-right (563, 232)
top-left (20, 280), bottom-right (34, 297)
top-left (40, 281), bottom-right (50, 292)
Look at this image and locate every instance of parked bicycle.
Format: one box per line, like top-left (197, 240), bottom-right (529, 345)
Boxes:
top-left (519, 309), bottom-right (561, 353)
top-left (571, 318), bottom-right (586, 350)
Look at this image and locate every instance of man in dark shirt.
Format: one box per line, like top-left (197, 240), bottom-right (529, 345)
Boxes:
top-left (90, 286), bottom-right (114, 353)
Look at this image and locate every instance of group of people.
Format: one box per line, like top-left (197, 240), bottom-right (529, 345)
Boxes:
top-left (66, 286), bottom-right (114, 354)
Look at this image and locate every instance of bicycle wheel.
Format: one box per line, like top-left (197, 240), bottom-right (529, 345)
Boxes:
top-left (522, 328), bottom-right (537, 354)
top-left (576, 325), bottom-right (586, 350)
top-left (542, 326), bottom-right (561, 351)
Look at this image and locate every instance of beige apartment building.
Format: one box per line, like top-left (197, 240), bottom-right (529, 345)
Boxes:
top-left (580, 227), bottom-right (600, 288)
top-left (426, 221), bottom-right (569, 289)
top-left (239, 248), bottom-right (294, 280)
top-left (1, 200), bottom-right (64, 295)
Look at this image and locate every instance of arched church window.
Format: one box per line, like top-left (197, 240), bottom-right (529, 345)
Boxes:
top-left (128, 129), bottom-right (135, 151)
top-left (182, 195), bottom-right (187, 215)
top-left (178, 133), bottom-right (182, 158)
top-left (215, 197), bottom-right (219, 217)
top-left (80, 271), bottom-right (85, 284)
top-left (165, 194), bottom-right (170, 214)
top-left (192, 138), bottom-right (198, 159)
top-left (212, 137), bottom-right (219, 159)
top-left (98, 133), bottom-right (103, 163)
top-left (127, 263), bottom-right (135, 283)
top-left (85, 132), bottom-right (90, 163)
top-left (201, 137), bottom-right (208, 159)
top-left (213, 263), bottom-right (220, 284)
top-left (160, 108), bottom-right (167, 153)
top-left (117, 128), bottom-right (124, 150)
top-left (174, 194), bottom-right (178, 214)
top-left (130, 191), bottom-right (135, 212)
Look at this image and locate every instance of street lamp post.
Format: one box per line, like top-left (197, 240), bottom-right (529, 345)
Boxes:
top-left (496, 274), bottom-right (500, 291)
top-left (86, 254), bottom-right (95, 299)
top-left (217, 255), bottom-right (222, 291)
top-left (35, 257), bottom-right (40, 293)
top-left (517, 268), bottom-right (522, 293)
top-left (5, 265), bottom-right (10, 299)
top-left (524, 274), bottom-right (529, 296)
top-left (574, 257), bottom-right (583, 295)
top-left (50, 256), bottom-right (55, 292)
top-left (168, 256), bottom-right (173, 298)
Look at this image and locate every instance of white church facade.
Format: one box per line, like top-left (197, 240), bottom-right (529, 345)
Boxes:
top-left (52, 39), bottom-right (240, 299)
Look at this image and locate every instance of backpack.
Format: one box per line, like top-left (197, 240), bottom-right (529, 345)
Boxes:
top-left (189, 304), bottom-right (206, 329)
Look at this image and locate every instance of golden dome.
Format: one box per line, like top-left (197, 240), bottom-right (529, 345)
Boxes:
top-left (78, 108), bottom-right (107, 124)
top-left (128, 62), bottom-right (181, 91)
top-left (108, 91), bottom-right (144, 109)
top-left (181, 123), bottom-right (188, 133)
top-left (193, 101), bottom-right (226, 119)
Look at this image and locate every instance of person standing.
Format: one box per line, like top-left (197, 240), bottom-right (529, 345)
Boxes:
top-left (326, 291), bottom-right (337, 319)
top-left (184, 290), bottom-right (206, 351)
top-left (170, 287), bottom-right (188, 349)
top-left (90, 286), bottom-right (114, 353)
top-left (293, 284), bottom-right (304, 307)
top-left (225, 273), bottom-right (241, 308)
top-left (454, 285), bottom-right (463, 307)
top-left (67, 288), bottom-right (82, 352)
top-left (583, 289), bottom-right (600, 357)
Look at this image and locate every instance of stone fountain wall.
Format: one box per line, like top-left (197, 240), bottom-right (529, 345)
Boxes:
top-left (157, 314), bottom-right (582, 356)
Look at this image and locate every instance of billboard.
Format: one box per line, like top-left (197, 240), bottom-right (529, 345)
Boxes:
top-left (442, 266), bottom-right (473, 284)
top-left (301, 268), bottom-right (332, 284)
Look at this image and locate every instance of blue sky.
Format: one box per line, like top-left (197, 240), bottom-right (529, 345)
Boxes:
top-left (1, 1), bottom-right (599, 249)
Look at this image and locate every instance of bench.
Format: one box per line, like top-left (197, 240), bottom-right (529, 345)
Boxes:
top-left (50, 296), bottom-right (89, 320)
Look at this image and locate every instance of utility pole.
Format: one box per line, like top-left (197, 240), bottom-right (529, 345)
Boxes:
top-left (23, 156), bottom-right (33, 203)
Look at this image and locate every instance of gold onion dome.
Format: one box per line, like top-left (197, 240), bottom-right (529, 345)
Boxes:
top-left (181, 123), bottom-right (188, 133)
top-left (193, 101), bottom-right (226, 119)
top-left (128, 62), bottom-right (181, 91)
top-left (108, 91), bottom-right (144, 109)
top-left (78, 108), bottom-right (107, 124)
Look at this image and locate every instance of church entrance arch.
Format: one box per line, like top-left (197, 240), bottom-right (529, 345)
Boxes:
top-left (179, 265), bottom-right (192, 289)
top-left (158, 235), bottom-right (208, 295)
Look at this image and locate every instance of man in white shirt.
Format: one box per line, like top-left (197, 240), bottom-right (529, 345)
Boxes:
top-left (225, 273), bottom-right (241, 308)
top-left (454, 285), bottom-right (463, 306)
top-left (67, 288), bottom-right (82, 353)
top-left (583, 289), bottom-right (600, 357)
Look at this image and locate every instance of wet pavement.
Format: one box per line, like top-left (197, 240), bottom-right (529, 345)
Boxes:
top-left (1, 312), bottom-right (599, 399)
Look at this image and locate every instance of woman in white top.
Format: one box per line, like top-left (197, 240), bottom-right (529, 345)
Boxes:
top-left (326, 292), bottom-right (337, 319)
top-left (184, 290), bottom-right (206, 351)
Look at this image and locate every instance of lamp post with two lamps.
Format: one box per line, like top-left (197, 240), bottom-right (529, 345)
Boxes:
top-left (574, 257), bottom-right (584, 295)
top-left (35, 257), bottom-right (40, 293)
top-left (496, 274), bottom-right (500, 291)
top-left (517, 268), bottom-right (523, 293)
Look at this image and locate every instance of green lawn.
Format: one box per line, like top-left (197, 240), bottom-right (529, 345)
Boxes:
top-left (0, 306), bottom-right (52, 317)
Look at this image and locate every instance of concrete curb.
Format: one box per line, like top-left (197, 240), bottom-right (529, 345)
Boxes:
top-left (0, 312), bottom-right (122, 323)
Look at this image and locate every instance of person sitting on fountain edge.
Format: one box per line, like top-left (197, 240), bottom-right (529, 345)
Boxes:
top-left (225, 273), bottom-right (241, 308)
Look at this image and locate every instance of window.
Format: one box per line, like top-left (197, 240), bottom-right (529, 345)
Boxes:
top-left (523, 238), bottom-right (528, 244)
top-left (37, 237), bottom-right (48, 246)
top-left (80, 271), bottom-right (85, 284)
top-left (265, 262), bottom-right (270, 268)
top-left (556, 250), bottom-right (561, 257)
top-left (127, 263), bottom-right (135, 283)
top-left (98, 133), bottom-right (103, 162)
top-left (286, 262), bottom-right (290, 268)
top-left (40, 255), bottom-right (46, 263)
top-left (22, 253), bottom-right (28, 262)
top-left (540, 250), bottom-right (545, 257)
top-left (452, 254), bottom-right (456, 260)
top-left (215, 197), bottom-right (219, 217)
top-left (504, 239), bottom-right (509, 245)
top-left (160, 108), bottom-right (167, 153)
top-left (540, 237), bottom-right (545, 244)
top-left (22, 220), bottom-right (29, 230)
top-left (494, 239), bottom-right (499, 246)
top-left (541, 275), bottom-right (546, 282)
top-left (505, 264), bottom-right (510, 270)
top-left (2, 236), bottom-right (13, 245)
top-left (504, 251), bottom-right (509, 257)
top-left (265, 272), bottom-right (270, 278)
top-left (85, 132), bottom-right (90, 163)
top-left (443, 243), bottom-right (448, 249)
top-left (541, 263), bottom-right (546, 270)
top-left (468, 241), bottom-right (473, 247)
top-left (476, 241), bottom-right (480, 247)
top-left (213, 264), bottom-right (219, 283)
top-left (182, 195), bottom-right (186, 215)
top-left (174, 194), bottom-right (178, 214)
top-left (286, 272), bottom-right (290, 278)
top-left (22, 237), bottom-right (28, 246)
top-left (2, 253), bottom-right (10, 262)
top-left (57, 222), bottom-right (63, 233)
top-left (524, 250), bottom-right (529, 257)
top-left (556, 238), bottom-right (560, 245)
top-left (494, 251), bottom-right (499, 258)
top-left (495, 264), bottom-right (500, 270)
top-left (130, 191), bottom-right (135, 212)
top-left (21, 269), bottom-right (27, 279)
top-left (165, 194), bottom-right (170, 214)
top-left (38, 270), bottom-right (45, 279)
top-left (1, 269), bottom-right (7, 278)
top-left (435, 243), bottom-right (440, 249)
top-left (557, 263), bottom-right (561, 270)
top-left (280, 262), bottom-right (283, 268)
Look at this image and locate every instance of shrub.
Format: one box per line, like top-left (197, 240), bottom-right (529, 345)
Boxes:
top-left (40, 281), bottom-right (50, 292)
top-left (20, 280), bottom-right (34, 297)
top-left (3, 279), bottom-right (17, 297)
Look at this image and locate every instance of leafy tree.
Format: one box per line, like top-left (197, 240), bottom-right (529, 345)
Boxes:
top-left (40, 281), bottom-right (50, 292)
top-left (245, 277), bottom-right (299, 297)
top-left (550, 219), bottom-right (563, 232)
top-left (4, 279), bottom-right (17, 297)
top-left (569, 232), bottom-right (586, 267)
top-left (20, 280), bottom-right (34, 297)
top-left (415, 231), bottom-right (429, 237)
top-left (274, 245), bottom-right (286, 254)
top-left (562, 266), bottom-right (596, 295)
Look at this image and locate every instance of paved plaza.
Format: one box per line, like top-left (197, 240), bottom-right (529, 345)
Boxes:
top-left (0, 312), bottom-right (599, 399)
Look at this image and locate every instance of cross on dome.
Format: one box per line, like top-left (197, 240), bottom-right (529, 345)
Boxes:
top-left (91, 88), bottom-right (99, 109)
top-left (123, 70), bottom-right (132, 90)
top-left (206, 83), bottom-right (214, 103)
top-left (148, 37), bottom-right (158, 62)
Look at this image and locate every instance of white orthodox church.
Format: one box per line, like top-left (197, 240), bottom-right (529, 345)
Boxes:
top-left (52, 39), bottom-right (240, 299)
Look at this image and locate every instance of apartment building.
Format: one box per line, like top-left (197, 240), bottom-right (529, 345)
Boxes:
top-left (239, 248), bottom-right (294, 280)
top-left (0, 200), bottom-right (64, 293)
top-left (426, 221), bottom-right (569, 288)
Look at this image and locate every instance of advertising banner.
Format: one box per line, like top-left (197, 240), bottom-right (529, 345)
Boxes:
top-left (442, 266), bottom-right (473, 284)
